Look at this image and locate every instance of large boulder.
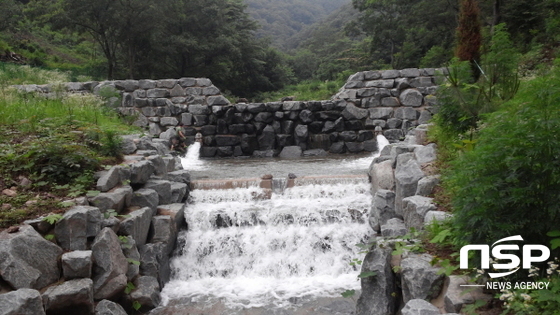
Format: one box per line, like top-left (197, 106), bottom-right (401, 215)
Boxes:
top-left (96, 165), bottom-right (130, 192)
top-left (88, 186), bottom-right (132, 214)
top-left (41, 278), bottom-right (94, 315)
top-left (402, 195), bottom-right (437, 230)
top-left (144, 180), bottom-right (173, 205)
top-left (401, 299), bottom-right (440, 315)
top-left (369, 160), bottom-right (395, 194)
top-left (356, 243), bottom-right (397, 315)
top-left (130, 188), bottom-right (159, 212)
top-left (278, 146), bottom-right (302, 158)
top-left (369, 189), bottom-right (396, 232)
top-left (129, 276), bottom-right (161, 311)
top-left (150, 215), bottom-right (177, 255)
top-left (380, 218), bottom-right (408, 238)
top-left (95, 299), bottom-right (128, 315)
top-left (130, 160), bottom-right (156, 185)
top-left (401, 253), bottom-right (446, 304)
top-left (61, 250), bottom-right (93, 280)
top-left (394, 153), bottom-right (424, 215)
top-left (157, 204), bottom-right (187, 232)
top-left (0, 288), bottom-right (46, 315)
top-left (0, 225), bottom-right (62, 290)
top-left (119, 235), bottom-right (141, 282)
top-left (138, 243), bottom-right (170, 287)
top-left (118, 207), bottom-right (154, 246)
top-left (54, 206), bottom-right (102, 251)
top-left (91, 228), bottom-right (128, 300)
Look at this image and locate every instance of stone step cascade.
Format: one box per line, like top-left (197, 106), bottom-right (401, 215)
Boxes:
top-left (356, 125), bottom-right (490, 315)
top-left (0, 135), bottom-right (190, 314)
top-left (13, 68), bottom-right (445, 157)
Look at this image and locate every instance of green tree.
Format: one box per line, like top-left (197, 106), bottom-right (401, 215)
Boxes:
top-left (350, 0), bottom-right (456, 69)
top-left (0, 0), bottom-right (23, 32)
top-left (455, 0), bottom-right (482, 69)
top-left (448, 61), bottom-right (560, 251)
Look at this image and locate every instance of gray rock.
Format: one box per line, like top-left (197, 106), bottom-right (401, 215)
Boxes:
top-left (42, 278), bottom-right (94, 314)
top-left (120, 136), bottom-right (137, 155)
top-left (130, 276), bottom-right (161, 310)
top-left (365, 79), bottom-right (394, 89)
top-left (167, 170), bottom-right (191, 184)
top-left (369, 107), bottom-right (394, 120)
top-left (150, 215), bottom-right (177, 255)
top-left (395, 153), bottom-right (425, 215)
top-left (97, 165), bottom-right (131, 192)
top-left (55, 206), bottom-right (102, 250)
top-left (424, 211), bottom-right (452, 225)
top-left (0, 225), bottom-right (62, 290)
top-left (207, 95), bottom-right (229, 106)
top-left (369, 189), bottom-right (396, 232)
top-left (415, 143), bottom-right (437, 164)
top-left (130, 160), bottom-right (156, 184)
top-left (138, 243), bottom-right (170, 286)
top-left (401, 299), bottom-right (440, 315)
top-left (144, 180), bottom-right (173, 205)
top-left (400, 89), bottom-right (424, 107)
top-left (119, 235), bottom-right (141, 281)
top-left (91, 228), bottom-right (128, 300)
top-left (88, 186), bottom-right (132, 214)
top-left (95, 299), bottom-right (128, 315)
top-left (342, 103), bottom-right (369, 120)
top-left (395, 108), bottom-right (420, 121)
top-left (146, 155), bottom-right (167, 179)
top-left (101, 216), bottom-right (120, 234)
top-left (381, 218), bottom-right (408, 237)
top-left (381, 97), bottom-right (400, 107)
top-left (401, 253), bottom-right (445, 304)
top-left (356, 243), bottom-right (396, 315)
top-left (160, 117), bottom-right (178, 127)
top-left (444, 276), bottom-right (491, 313)
top-left (369, 159), bottom-right (394, 193)
top-left (131, 188), bottom-right (159, 212)
top-left (170, 182), bottom-right (188, 203)
top-left (62, 250), bottom-right (92, 279)
top-left (0, 288), bottom-right (45, 315)
top-left (157, 204), bottom-right (187, 231)
top-left (416, 175), bottom-right (440, 196)
top-left (403, 195), bottom-right (437, 230)
top-left (119, 207), bottom-right (154, 246)
top-left (279, 146), bottom-right (302, 158)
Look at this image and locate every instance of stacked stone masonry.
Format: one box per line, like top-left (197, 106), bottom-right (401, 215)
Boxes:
top-left (13, 68), bottom-right (445, 157)
top-left (0, 136), bottom-right (189, 314)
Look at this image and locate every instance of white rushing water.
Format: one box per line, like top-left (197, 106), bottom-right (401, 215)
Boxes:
top-left (180, 142), bottom-right (207, 171)
top-left (161, 181), bottom-right (373, 309)
top-left (340, 134), bottom-right (391, 169)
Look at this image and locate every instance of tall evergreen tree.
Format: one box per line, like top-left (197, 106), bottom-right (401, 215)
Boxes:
top-left (455, 0), bottom-right (482, 74)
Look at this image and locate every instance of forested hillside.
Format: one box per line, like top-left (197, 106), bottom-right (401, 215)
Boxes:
top-left (1, 0), bottom-right (559, 99)
top-left (245, 0), bottom-right (349, 50)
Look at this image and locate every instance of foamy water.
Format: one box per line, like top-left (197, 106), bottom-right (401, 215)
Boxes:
top-left (161, 182), bottom-right (372, 309)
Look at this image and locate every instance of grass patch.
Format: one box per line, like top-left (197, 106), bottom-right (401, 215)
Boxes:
top-left (0, 64), bottom-right (140, 228)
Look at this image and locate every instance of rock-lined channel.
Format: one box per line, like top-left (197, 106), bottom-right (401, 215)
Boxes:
top-left (154, 177), bottom-right (372, 314)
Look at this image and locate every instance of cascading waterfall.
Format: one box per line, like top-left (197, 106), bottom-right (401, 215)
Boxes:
top-left (161, 180), bottom-right (373, 309)
top-left (180, 142), bottom-right (206, 171)
top-left (340, 134), bottom-right (391, 169)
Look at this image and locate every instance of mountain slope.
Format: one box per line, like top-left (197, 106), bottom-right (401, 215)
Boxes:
top-left (245, 0), bottom-right (349, 50)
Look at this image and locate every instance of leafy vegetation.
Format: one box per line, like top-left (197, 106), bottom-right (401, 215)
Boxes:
top-left (0, 64), bottom-right (139, 228)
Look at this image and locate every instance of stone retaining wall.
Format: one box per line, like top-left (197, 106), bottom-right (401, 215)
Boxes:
top-left (0, 136), bottom-right (189, 314)
top-left (13, 68), bottom-right (445, 157)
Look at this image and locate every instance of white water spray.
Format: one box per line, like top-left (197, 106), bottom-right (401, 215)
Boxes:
top-left (180, 142), bottom-right (207, 171)
top-left (341, 134), bottom-right (391, 169)
top-left (161, 181), bottom-right (372, 309)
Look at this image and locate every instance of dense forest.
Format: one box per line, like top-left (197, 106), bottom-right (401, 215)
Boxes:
top-left (0, 0), bottom-right (559, 98)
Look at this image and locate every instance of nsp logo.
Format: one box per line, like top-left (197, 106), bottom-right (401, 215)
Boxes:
top-left (460, 235), bottom-right (550, 278)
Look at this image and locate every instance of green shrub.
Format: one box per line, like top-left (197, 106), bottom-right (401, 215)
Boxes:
top-left (447, 61), bottom-right (560, 252)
